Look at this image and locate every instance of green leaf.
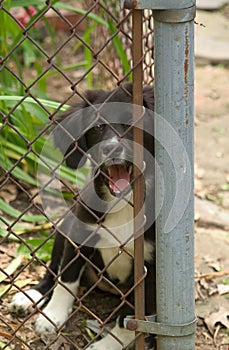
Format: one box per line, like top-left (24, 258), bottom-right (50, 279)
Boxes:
top-left (0, 95), bottom-right (70, 111)
top-left (107, 18), bottom-right (131, 77)
top-left (17, 237), bottom-right (54, 262)
top-left (0, 131), bottom-right (88, 188)
top-left (54, 3), bottom-right (109, 28)
top-left (37, 61), bottom-right (88, 80)
top-left (11, 0), bottom-right (46, 6)
top-left (0, 199), bottom-right (46, 223)
top-left (0, 221), bottom-right (53, 239)
top-left (0, 153), bottom-right (37, 186)
top-left (0, 223), bottom-right (28, 239)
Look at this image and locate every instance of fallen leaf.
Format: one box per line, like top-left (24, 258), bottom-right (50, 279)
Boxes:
top-left (204, 307), bottom-right (229, 335)
top-left (0, 339), bottom-right (13, 350)
top-left (86, 319), bottom-right (109, 338)
top-left (29, 188), bottom-right (42, 205)
top-left (0, 256), bottom-right (23, 283)
top-left (217, 284), bottom-right (229, 295)
top-left (0, 184), bottom-right (18, 203)
top-left (0, 331), bottom-right (30, 349)
top-left (208, 262), bottom-right (222, 272)
top-left (198, 278), bottom-right (217, 297)
top-left (0, 278), bottom-right (36, 298)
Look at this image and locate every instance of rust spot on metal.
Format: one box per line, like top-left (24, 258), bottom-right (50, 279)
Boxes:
top-left (184, 24), bottom-right (189, 103)
top-left (124, 0), bottom-right (138, 9)
top-left (126, 319), bottom-right (138, 331)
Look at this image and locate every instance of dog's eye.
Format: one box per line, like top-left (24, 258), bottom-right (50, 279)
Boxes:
top-left (93, 124), bottom-right (104, 132)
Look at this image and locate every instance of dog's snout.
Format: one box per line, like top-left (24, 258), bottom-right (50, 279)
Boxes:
top-left (103, 143), bottom-right (124, 157)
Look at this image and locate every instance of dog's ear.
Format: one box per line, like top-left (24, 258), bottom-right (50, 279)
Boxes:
top-left (121, 83), bottom-right (154, 110)
top-left (84, 89), bottom-right (106, 104)
top-left (53, 88), bottom-right (109, 169)
top-left (143, 85), bottom-right (154, 111)
top-left (53, 103), bottom-right (89, 169)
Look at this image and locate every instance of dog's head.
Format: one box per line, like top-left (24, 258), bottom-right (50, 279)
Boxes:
top-left (53, 83), bottom-right (154, 197)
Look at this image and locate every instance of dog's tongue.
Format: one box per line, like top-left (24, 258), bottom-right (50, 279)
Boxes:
top-left (108, 164), bottom-right (130, 194)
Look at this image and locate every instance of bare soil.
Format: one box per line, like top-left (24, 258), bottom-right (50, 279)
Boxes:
top-left (194, 64), bottom-right (229, 350)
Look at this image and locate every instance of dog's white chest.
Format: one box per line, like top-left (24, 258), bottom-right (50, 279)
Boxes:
top-left (94, 199), bottom-right (134, 283)
top-left (99, 246), bottom-right (133, 284)
top-left (95, 198), bottom-right (134, 247)
top-left (93, 198), bottom-right (154, 284)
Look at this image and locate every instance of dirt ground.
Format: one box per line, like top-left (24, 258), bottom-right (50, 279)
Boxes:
top-left (0, 34), bottom-right (229, 350)
top-left (193, 64), bottom-right (229, 350)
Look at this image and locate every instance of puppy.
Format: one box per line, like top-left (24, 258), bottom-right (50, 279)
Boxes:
top-left (10, 83), bottom-right (156, 350)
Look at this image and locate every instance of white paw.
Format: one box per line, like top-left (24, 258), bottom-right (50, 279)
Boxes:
top-left (86, 336), bottom-right (123, 350)
top-left (34, 305), bottom-right (71, 334)
top-left (34, 281), bottom-right (78, 334)
top-left (10, 289), bottom-right (45, 316)
top-left (86, 324), bottom-right (134, 350)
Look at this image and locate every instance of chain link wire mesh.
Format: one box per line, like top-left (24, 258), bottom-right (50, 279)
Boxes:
top-left (0, 1), bottom-right (154, 349)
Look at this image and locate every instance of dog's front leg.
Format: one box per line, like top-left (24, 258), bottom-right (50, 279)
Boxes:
top-left (35, 241), bottom-right (92, 334)
top-left (10, 230), bottom-right (65, 316)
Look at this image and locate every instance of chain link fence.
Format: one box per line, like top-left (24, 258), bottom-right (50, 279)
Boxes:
top-left (0, 1), bottom-right (154, 349)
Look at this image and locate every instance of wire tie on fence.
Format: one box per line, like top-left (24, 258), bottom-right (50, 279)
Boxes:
top-left (124, 314), bottom-right (197, 337)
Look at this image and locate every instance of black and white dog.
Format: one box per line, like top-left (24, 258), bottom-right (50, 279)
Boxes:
top-left (10, 83), bottom-right (156, 349)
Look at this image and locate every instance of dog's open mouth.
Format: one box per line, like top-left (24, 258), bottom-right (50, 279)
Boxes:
top-left (104, 162), bottom-right (132, 196)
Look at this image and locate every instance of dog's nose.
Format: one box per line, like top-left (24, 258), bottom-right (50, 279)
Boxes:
top-left (103, 143), bottom-right (124, 157)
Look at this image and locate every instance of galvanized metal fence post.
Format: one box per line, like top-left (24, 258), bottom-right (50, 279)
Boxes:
top-left (121, 1), bottom-right (196, 349)
top-left (153, 3), bottom-right (196, 350)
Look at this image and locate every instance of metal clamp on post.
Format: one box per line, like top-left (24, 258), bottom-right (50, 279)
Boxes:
top-left (153, 6), bottom-right (196, 23)
top-left (121, 0), bottom-right (196, 23)
top-left (121, 0), bottom-right (195, 10)
top-left (124, 315), bottom-right (197, 337)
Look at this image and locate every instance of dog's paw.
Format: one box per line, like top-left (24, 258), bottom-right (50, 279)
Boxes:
top-left (34, 305), bottom-right (71, 334)
top-left (86, 336), bottom-right (123, 350)
top-left (10, 289), bottom-right (45, 316)
top-left (86, 324), bottom-right (134, 350)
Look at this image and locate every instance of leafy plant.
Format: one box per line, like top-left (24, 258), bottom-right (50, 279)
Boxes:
top-left (0, 1), bottom-right (44, 93)
top-left (0, 95), bottom-right (87, 183)
top-left (0, 95), bottom-right (88, 246)
top-left (0, 0), bottom-right (129, 187)
top-left (0, 0), bottom-right (130, 262)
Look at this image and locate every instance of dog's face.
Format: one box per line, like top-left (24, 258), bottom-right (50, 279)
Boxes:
top-left (53, 83), bottom-right (154, 198)
top-left (85, 121), bottom-right (133, 196)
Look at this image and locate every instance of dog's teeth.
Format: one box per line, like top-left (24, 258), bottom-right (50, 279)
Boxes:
top-left (128, 166), bottom-right (132, 175)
